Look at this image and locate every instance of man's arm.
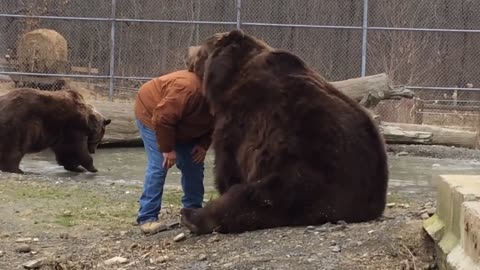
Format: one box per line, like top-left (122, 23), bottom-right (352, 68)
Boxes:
top-left (151, 89), bottom-right (187, 153)
top-left (197, 128), bottom-right (213, 150)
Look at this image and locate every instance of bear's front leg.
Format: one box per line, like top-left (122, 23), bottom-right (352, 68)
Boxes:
top-left (181, 180), bottom-right (288, 235)
top-left (78, 153), bottom-right (98, 173)
top-left (213, 147), bottom-right (242, 194)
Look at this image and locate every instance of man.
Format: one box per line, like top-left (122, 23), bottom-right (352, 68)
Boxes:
top-left (134, 68), bottom-right (214, 235)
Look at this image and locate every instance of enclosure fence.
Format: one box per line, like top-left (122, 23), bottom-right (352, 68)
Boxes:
top-left (1, 0), bottom-right (480, 128)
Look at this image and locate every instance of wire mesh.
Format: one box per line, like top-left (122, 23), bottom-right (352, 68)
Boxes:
top-left (1, 0), bottom-right (480, 129)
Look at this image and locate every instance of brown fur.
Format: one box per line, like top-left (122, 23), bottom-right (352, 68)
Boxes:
top-left (0, 88), bottom-right (111, 174)
top-left (181, 30), bottom-right (389, 235)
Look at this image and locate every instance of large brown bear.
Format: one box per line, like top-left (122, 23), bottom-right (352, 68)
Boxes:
top-left (180, 30), bottom-right (389, 235)
top-left (0, 88), bottom-right (111, 174)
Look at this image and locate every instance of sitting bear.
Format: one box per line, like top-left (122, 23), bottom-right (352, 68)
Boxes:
top-left (0, 88), bottom-right (111, 174)
top-left (180, 30), bottom-right (389, 235)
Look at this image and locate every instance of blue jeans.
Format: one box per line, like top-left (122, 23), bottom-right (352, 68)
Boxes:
top-left (136, 119), bottom-right (205, 225)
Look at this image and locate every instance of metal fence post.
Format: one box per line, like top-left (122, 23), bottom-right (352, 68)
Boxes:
top-left (236, 0), bottom-right (242, 30)
top-left (108, 0), bottom-right (117, 101)
top-left (360, 0), bottom-right (369, 77)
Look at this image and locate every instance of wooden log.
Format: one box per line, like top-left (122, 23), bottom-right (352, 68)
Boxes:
top-left (330, 73), bottom-right (415, 108)
top-left (380, 125), bottom-right (433, 145)
top-left (93, 73), bottom-right (414, 147)
top-left (381, 122), bottom-right (480, 149)
top-left (89, 100), bottom-right (143, 147)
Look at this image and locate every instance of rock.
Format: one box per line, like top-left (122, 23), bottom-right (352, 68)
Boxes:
top-left (424, 202), bottom-right (433, 208)
top-left (399, 203), bottom-right (410, 208)
top-left (306, 257), bottom-right (315, 263)
top-left (426, 207), bottom-right (436, 215)
top-left (367, 230), bottom-right (375, 234)
top-left (22, 258), bottom-right (46, 269)
top-left (222, 262), bottom-right (234, 268)
top-left (198, 254), bottom-right (207, 261)
top-left (0, 250), bottom-right (4, 257)
top-left (119, 231), bottom-right (128, 236)
top-left (59, 233), bottom-right (69, 239)
top-left (306, 226), bottom-right (315, 231)
top-left (0, 233), bottom-right (10, 238)
top-left (62, 210), bottom-right (73, 216)
top-left (329, 240), bottom-right (337, 246)
top-left (173, 233), bottom-right (186, 242)
top-left (208, 235), bottom-right (220, 243)
top-left (421, 213), bottom-right (430, 220)
top-left (151, 256), bottom-right (168, 263)
top-left (129, 243), bottom-right (139, 250)
top-left (15, 237), bottom-right (33, 243)
top-left (15, 244), bottom-right (31, 253)
top-left (386, 203), bottom-right (396, 208)
top-left (104, 256), bottom-right (129, 266)
top-left (337, 220), bottom-right (348, 226)
top-left (329, 245), bottom-right (341, 252)
top-left (396, 151), bottom-right (409, 156)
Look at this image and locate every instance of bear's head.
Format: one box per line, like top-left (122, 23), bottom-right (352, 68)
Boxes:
top-left (86, 105), bottom-right (111, 154)
top-left (186, 30), bottom-right (272, 106)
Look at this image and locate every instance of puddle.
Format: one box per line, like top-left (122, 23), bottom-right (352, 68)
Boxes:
top-left (18, 148), bottom-right (480, 193)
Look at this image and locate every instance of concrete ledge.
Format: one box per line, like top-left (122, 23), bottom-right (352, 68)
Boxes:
top-left (423, 175), bottom-right (480, 270)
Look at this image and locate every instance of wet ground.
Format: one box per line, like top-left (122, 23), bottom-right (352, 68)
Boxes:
top-left (19, 147), bottom-right (480, 194)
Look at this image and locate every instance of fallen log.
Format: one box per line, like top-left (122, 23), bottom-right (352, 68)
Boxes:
top-left (381, 122), bottom-right (479, 149)
top-left (330, 73), bottom-right (414, 108)
top-left (380, 125), bottom-right (433, 145)
top-left (89, 100), bottom-right (142, 147)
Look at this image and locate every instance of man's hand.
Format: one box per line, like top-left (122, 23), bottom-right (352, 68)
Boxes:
top-left (191, 145), bottom-right (207, 164)
top-left (162, 150), bottom-right (177, 169)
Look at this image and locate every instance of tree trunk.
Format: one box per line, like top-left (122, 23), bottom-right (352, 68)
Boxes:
top-left (330, 73), bottom-right (414, 108)
top-left (381, 122), bottom-right (479, 149)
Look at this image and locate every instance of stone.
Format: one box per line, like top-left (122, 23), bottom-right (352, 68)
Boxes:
top-left (208, 235), bottom-right (220, 243)
top-left (15, 244), bottom-right (31, 253)
top-left (386, 203), bottom-right (396, 208)
top-left (173, 233), bottom-right (186, 242)
top-left (59, 233), bottom-right (69, 239)
top-left (421, 213), bottom-right (430, 220)
top-left (104, 256), bottom-right (129, 266)
top-left (198, 254), bottom-right (207, 261)
top-left (222, 262), bottom-right (234, 268)
top-left (0, 250), bottom-right (4, 257)
top-left (329, 246), bottom-right (341, 252)
top-left (152, 256), bottom-right (168, 263)
top-left (306, 226), bottom-right (315, 230)
top-left (15, 238), bottom-right (33, 243)
top-left (396, 151), bottom-right (409, 156)
top-left (426, 207), bottom-right (436, 215)
top-left (22, 258), bottom-right (46, 269)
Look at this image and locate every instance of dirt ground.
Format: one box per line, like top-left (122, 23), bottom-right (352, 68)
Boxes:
top-left (0, 172), bottom-right (438, 270)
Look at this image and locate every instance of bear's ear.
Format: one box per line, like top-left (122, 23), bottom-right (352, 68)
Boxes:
top-left (203, 43), bottom-right (241, 101)
top-left (104, 119), bottom-right (111, 126)
top-left (215, 30), bottom-right (245, 48)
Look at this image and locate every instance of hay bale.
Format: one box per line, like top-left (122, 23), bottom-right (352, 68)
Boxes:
top-left (17, 28), bottom-right (70, 74)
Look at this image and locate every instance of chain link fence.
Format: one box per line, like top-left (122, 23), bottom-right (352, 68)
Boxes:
top-left (1, 0), bottom-right (480, 129)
